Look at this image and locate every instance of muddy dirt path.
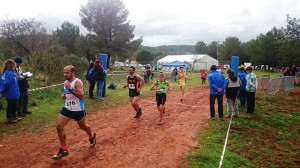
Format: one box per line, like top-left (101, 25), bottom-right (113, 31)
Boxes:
top-left (0, 86), bottom-right (210, 168)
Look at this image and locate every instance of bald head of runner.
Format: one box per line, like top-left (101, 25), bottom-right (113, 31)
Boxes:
top-left (63, 65), bottom-right (76, 80)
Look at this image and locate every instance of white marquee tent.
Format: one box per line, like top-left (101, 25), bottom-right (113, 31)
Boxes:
top-left (157, 54), bottom-right (218, 71)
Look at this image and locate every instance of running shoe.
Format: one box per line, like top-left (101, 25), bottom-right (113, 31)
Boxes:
top-left (233, 114), bottom-right (239, 118)
top-left (17, 113), bottom-right (26, 117)
top-left (134, 108), bottom-right (143, 118)
top-left (6, 119), bottom-right (18, 124)
top-left (156, 119), bottom-right (164, 125)
top-left (96, 97), bottom-right (104, 101)
top-left (13, 117), bottom-right (22, 121)
top-left (98, 98), bottom-right (104, 101)
top-left (133, 111), bottom-right (139, 118)
top-left (89, 133), bottom-right (96, 147)
top-left (136, 108), bottom-right (143, 118)
top-left (53, 148), bottom-right (68, 160)
top-left (23, 111), bottom-right (32, 114)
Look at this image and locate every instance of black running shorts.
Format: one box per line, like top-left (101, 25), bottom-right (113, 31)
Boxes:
top-left (156, 93), bottom-right (166, 106)
top-left (60, 107), bottom-right (86, 121)
top-left (129, 90), bottom-right (140, 97)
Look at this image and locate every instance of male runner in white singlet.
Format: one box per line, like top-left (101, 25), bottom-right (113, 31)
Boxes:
top-left (53, 65), bottom-right (96, 160)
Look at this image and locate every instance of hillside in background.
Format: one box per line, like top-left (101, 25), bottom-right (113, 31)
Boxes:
top-left (140, 45), bottom-right (196, 57)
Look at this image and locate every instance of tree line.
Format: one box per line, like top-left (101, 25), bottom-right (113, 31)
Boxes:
top-left (0, 0), bottom-right (142, 82)
top-left (138, 15), bottom-right (300, 67)
top-left (0, 0), bottom-right (299, 81)
top-left (195, 14), bottom-right (300, 67)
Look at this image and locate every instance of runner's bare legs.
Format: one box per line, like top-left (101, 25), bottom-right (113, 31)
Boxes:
top-left (77, 117), bottom-right (93, 138)
top-left (158, 104), bottom-right (164, 122)
top-left (56, 116), bottom-right (70, 147)
top-left (130, 97), bottom-right (140, 112)
top-left (180, 86), bottom-right (184, 101)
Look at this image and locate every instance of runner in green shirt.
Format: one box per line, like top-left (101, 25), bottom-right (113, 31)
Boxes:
top-left (150, 73), bottom-right (171, 125)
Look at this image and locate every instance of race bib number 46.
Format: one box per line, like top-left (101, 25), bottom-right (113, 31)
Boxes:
top-left (128, 84), bottom-right (135, 89)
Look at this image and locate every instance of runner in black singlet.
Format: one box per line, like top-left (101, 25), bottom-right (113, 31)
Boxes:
top-left (123, 66), bottom-right (145, 118)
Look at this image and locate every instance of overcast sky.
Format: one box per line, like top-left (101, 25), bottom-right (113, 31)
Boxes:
top-left (0, 0), bottom-right (299, 46)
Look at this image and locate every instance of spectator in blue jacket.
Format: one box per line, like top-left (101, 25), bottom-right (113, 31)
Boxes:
top-left (0, 59), bottom-right (20, 124)
top-left (88, 60), bottom-right (106, 101)
top-left (238, 67), bottom-right (247, 107)
top-left (101, 63), bottom-right (108, 97)
top-left (86, 62), bottom-right (95, 99)
top-left (208, 65), bottom-right (226, 120)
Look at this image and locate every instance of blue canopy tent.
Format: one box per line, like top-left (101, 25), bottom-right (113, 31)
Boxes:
top-left (162, 61), bottom-right (190, 67)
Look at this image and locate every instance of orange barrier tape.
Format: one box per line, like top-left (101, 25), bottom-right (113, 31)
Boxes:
top-left (28, 83), bottom-right (64, 92)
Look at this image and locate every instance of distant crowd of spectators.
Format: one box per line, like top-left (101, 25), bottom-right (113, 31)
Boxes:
top-left (253, 65), bottom-right (299, 76)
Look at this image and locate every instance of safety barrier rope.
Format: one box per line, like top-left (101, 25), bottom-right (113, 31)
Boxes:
top-left (139, 98), bottom-right (210, 108)
top-left (218, 111), bottom-right (234, 168)
top-left (28, 83), bottom-right (64, 92)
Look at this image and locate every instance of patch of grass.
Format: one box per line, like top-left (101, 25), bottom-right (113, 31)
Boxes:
top-left (184, 88), bottom-right (300, 167)
top-left (253, 70), bottom-right (281, 78)
top-left (184, 120), bottom-right (257, 168)
top-left (0, 87), bottom-right (62, 136)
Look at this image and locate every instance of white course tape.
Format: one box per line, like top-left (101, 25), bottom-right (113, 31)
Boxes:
top-left (140, 98), bottom-right (209, 108)
top-left (28, 83), bottom-right (64, 92)
top-left (218, 113), bottom-right (233, 168)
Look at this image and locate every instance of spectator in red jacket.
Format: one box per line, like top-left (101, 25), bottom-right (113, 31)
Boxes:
top-left (200, 70), bottom-right (207, 85)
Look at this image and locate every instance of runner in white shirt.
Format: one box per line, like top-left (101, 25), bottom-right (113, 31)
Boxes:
top-left (53, 65), bottom-right (96, 160)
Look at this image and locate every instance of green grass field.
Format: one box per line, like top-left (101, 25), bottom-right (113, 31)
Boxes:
top-left (253, 70), bottom-right (282, 78)
top-left (0, 70), bottom-right (299, 167)
top-left (183, 71), bottom-right (300, 168)
top-left (184, 90), bottom-right (300, 167)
